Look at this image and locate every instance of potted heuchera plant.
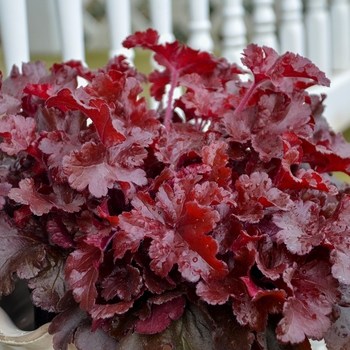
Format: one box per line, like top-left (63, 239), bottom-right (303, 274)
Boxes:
top-left (1, 28), bottom-right (350, 350)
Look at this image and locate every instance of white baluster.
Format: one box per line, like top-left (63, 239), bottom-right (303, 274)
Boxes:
top-left (187, 0), bottom-right (214, 51)
top-left (252, 0), bottom-right (278, 51)
top-left (305, 0), bottom-right (331, 77)
top-left (106, 0), bottom-right (134, 63)
top-left (55, 0), bottom-right (85, 63)
top-left (279, 0), bottom-right (305, 55)
top-left (149, 0), bottom-right (174, 44)
top-left (149, 0), bottom-right (175, 109)
top-left (221, 0), bottom-right (247, 63)
top-left (0, 0), bottom-right (30, 74)
top-left (330, 0), bottom-right (350, 71)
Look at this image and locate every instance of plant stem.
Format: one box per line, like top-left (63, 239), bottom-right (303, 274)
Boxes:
top-left (234, 78), bottom-right (266, 115)
top-left (164, 69), bottom-right (179, 132)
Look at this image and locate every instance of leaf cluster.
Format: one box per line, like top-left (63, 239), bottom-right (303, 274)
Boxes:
top-left (0, 29), bottom-right (350, 349)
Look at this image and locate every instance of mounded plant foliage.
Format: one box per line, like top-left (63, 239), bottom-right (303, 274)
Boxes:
top-left (0, 29), bottom-right (350, 349)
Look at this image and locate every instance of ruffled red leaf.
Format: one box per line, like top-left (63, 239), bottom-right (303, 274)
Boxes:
top-left (101, 264), bottom-right (143, 302)
top-left (3, 61), bottom-right (48, 99)
top-left (24, 83), bottom-right (54, 100)
top-left (62, 141), bottom-right (147, 198)
top-left (46, 88), bottom-right (125, 147)
top-left (251, 92), bottom-right (313, 162)
top-left (273, 200), bottom-right (325, 255)
top-left (0, 212), bottom-right (48, 297)
top-left (233, 289), bottom-right (286, 332)
top-left (48, 297), bottom-right (91, 350)
top-left (74, 324), bottom-right (119, 350)
top-left (234, 172), bottom-right (292, 223)
top-left (320, 195), bottom-right (350, 284)
top-left (9, 179), bottom-right (84, 215)
top-left (123, 28), bottom-right (219, 130)
top-left (276, 261), bottom-right (339, 343)
top-left (65, 241), bottom-right (104, 311)
top-left (28, 255), bottom-right (68, 312)
top-left (135, 296), bottom-right (186, 334)
top-left (201, 140), bottom-right (232, 185)
top-left (241, 44), bottom-right (330, 87)
top-left (0, 115), bottom-right (37, 155)
top-left (39, 130), bottom-right (81, 178)
top-left (0, 182), bottom-right (11, 210)
top-left (276, 132), bottom-right (338, 193)
top-left (123, 29), bottom-right (217, 100)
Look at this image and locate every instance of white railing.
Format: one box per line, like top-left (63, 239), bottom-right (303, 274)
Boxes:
top-left (0, 0), bottom-right (349, 135)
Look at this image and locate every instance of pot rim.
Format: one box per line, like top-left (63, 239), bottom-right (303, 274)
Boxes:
top-left (0, 307), bottom-right (50, 344)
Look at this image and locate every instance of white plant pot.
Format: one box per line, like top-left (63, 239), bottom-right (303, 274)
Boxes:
top-left (0, 307), bottom-right (78, 350)
top-left (0, 279), bottom-right (76, 350)
top-left (0, 308), bottom-right (54, 350)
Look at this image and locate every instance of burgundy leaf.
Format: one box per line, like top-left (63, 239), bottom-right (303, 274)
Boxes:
top-left (123, 28), bottom-right (219, 130)
top-left (251, 92), bottom-right (313, 162)
top-left (197, 246), bottom-right (256, 307)
top-left (274, 133), bottom-right (339, 194)
top-left (0, 212), bottom-right (48, 297)
top-left (232, 288), bottom-right (286, 332)
top-left (46, 88), bottom-right (126, 147)
top-left (49, 302), bottom-right (90, 350)
top-left (47, 217), bottom-right (75, 249)
top-left (39, 130), bottom-right (81, 178)
top-left (0, 182), bottom-right (11, 210)
top-left (273, 200), bottom-right (325, 255)
top-left (175, 73), bottom-right (229, 122)
top-left (9, 179), bottom-right (84, 215)
top-left (24, 82), bottom-right (54, 100)
top-left (135, 296), bottom-right (186, 334)
top-left (189, 181), bottom-right (234, 208)
top-left (101, 264), bottom-right (143, 302)
top-left (0, 115), bottom-right (37, 155)
top-left (35, 106), bottom-right (87, 134)
top-left (302, 133), bottom-right (350, 175)
top-left (177, 202), bottom-right (227, 280)
top-left (276, 261), bottom-right (340, 343)
top-left (320, 195), bottom-right (350, 284)
top-left (90, 301), bottom-right (135, 322)
top-left (65, 241), bottom-right (103, 311)
top-left (28, 255), bottom-right (68, 312)
top-left (3, 61), bottom-right (48, 99)
top-left (201, 140), bottom-right (232, 185)
top-left (241, 44), bottom-right (330, 87)
top-left (74, 324), bottom-right (119, 350)
top-left (155, 123), bottom-right (204, 165)
top-left (234, 172), bottom-right (292, 223)
top-left (62, 141), bottom-right (147, 198)
top-left (224, 107), bottom-right (256, 144)
top-left (117, 303), bottom-right (215, 350)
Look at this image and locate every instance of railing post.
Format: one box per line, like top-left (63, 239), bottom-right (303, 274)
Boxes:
top-left (106, 0), bottom-right (134, 63)
top-left (149, 0), bottom-right (174, 44)
top-left (187, 0), bottom-right (213, 51)
top-left (55, 0), bottom-right (85, 63)
top-left (221, 0), bottom-right (247, 64)
top-left (0, 0), bottom-right (30, 74)
top-left (305, 0), bottom-right (331, 76)
top-left (149, 0), bottom-right (175, 108)
top-left (279, 0), bottom-right (305, 55)
top-left (330, 0), bottom-right (350, 71)
top-left (252, 0), bottom-right (278, 51)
